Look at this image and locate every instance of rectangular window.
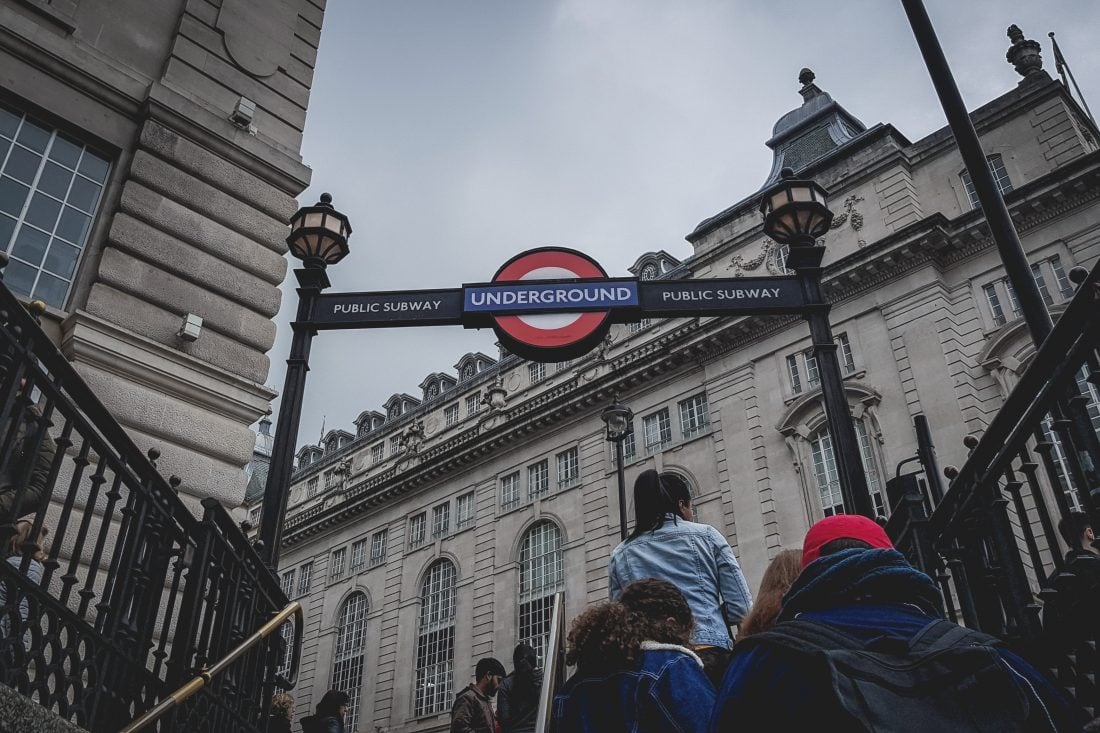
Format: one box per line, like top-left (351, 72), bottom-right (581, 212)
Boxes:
top-left (1031, 262), bottom-right (1054, 306)
top-left (837, 333), bottom-right (856, 374)
top-left (804, 350), bottom-right (821, 388)
top-left (350, 538), bottom-right (367, 572)
top-left (432, 503), bottom-right (450, 538)
top-left (0, 103), bottom-right (110, 308)
top-left (306, 477), bottom-right (319, 498)
top-left (370, 530), bottom-right (387, 566)
top-left (371, 443), bottom-right (384, 464)
top-left (409, 513), bottom-right (426, 548)
top-left (248, 505), bottom-right (261, 526)
top-left (629, 319), bottom-right (652, 334)
top-left (1050, 255), bottom-right (1073, 299)
top-left (501, 471), bottom-right (520, 510)
top-left (330, 548), bottom-right (346, 582)
top-left (786, 354), bottom-right (802, 393)
top-left (456, 492), bottom-right (474, 529)
top-left (444, 403), bottom-right (460, 426)
top-left (390, 436), bottom-right (402, 455)
top-left (556, 448), bottom-right (579, 489)
top-left (296, 562), bottom-right (312, 598)
top-left (528, 362), bottom-right (546, 383)
top-left (678, 394), bottom-right (711, 440)
top-left (623, 430), bottom-right (636, 462)
top-left (642, 409), bottom-right (672, 453)
top-left (528, 459), bottom-right (549, 500)
top-left (556, 360), bottom-right (572, 372)
top-left (466, 394), bottom-right (481, 415)
top-left (961, 154), bottom-right (1012, 210)
top-left (984, 283), bottom-right (1006, 327)
top-left (324, 470), bottom-right (336, 489)
top-left (280, 569), bottom-right (295, 597)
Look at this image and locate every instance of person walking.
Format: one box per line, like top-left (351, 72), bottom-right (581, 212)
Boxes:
top-left (0, 387), bottom-right (56, 523)
top-left (552, 578), bottom-right (714, 733)
top-left (267, 692), bottom-right (294, 733)
top-left (497, 643), bottom-right (542, 733)
top-left (710, 515), bottom-right (1086, 732)
top-left (608, 470), bottom-right (751, 685)
top-left (299, 690), bottom-right (348, 733)
top-left (0, 518), bottom-right (47, 635)
top-left (736, 548), bottom-right (801, 639)
top-left (451, 657), bottom-right (506, 733)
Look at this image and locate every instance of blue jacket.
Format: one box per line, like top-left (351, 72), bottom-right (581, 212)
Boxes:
top-left (609, 516), bottom-right (752, 649)
top-left (552, 643), bottom-right (715, 733)
top-left (710, 549), bottom-right (1085, 732)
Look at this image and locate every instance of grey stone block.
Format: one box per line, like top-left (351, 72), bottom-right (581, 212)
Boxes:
top-left (0, 683), bottom-right (87, 732)
top-left (129, 150), bottom-right (290, 251)
top-left (119, 181), bottom-right (288, 285)
top-left (84, 283), bottom-right (271, 383)
top-left (95, 247), bottom-right (276, 352)
top-left (140, 120), bottom-right (298, 222)
top-left (109, 212), bottom-right (282, 317)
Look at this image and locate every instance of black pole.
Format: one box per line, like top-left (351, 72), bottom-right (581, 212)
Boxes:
top-left (899, 0), bottom-right (1052, 346)
top-left (615, 439), bottom-right (628, 540)
top-left (914, 414), bottom-right (946, 505)
top-left (790, 241), bottom-right (876, 518)
top-left (259, 265), bottom-right (330, 567)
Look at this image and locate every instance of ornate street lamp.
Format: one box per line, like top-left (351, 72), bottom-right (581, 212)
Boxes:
top-left (259, 193), bottom-right (352, 566)
top-left (601, 400), bottom-right (634, 540)
top-left (759, 170), bottom-right (875, 518)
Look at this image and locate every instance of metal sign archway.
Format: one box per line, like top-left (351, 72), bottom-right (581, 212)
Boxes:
top-left (259, 243), bottom-right (874, 565)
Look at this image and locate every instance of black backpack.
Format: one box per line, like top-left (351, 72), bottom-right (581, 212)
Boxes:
top-left (745, 617), bottom-right (1045, 732)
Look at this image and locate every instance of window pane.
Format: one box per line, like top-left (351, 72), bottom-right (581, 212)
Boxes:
top-left (0, 177), bottom-right (30, 217)
top-left (48, 135), bottom-right (82, 169)
top-left (556, 448), bottom-right (578, 488)
top-left (1031, 263), bottom-right (1053, 307)
top-left (66, 175), bottom-right (100, 212)
top-left (24, 192), bottom-right (61, 231)
top-left (12, 226), bottom-right (48, 266)
top-left (36, 162), bottom-right (72, 199)
top-left (787, 354), bottom-right (802, 393)
top-left (4, 146), bottom-right (40, 185)
top-left (0, 107), bottom-right (18, 138)
top-left (3, 259), bottom-right (36, 296)
top-left (0, 215), bottom-right (14, 248)
top-left (679, 394), bottom-right (710, 439)
top-left (35, 272), bottom-right (68, 308)
top-left (810, 429), bottom-right (844, 516)
top-left (1050, 256), bottom-right (1073, 299)
top-left (528, 460), bottom-right (549, 499)
top-left (983, 283), bottom-right (1006, 327)
top-left (16, 120), bottom-right (50, 153)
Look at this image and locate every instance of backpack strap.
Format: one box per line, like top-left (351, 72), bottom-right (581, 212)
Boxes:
top-left (907, 619), bottom-right (1003, 656)
top-left (745, 618), bottom-right (866, 656)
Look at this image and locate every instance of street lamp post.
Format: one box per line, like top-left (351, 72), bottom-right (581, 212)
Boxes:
top-left (259, 193), bottom-right (352, 567)
top-left (601, 400), bottom-right (634, 540)
top-left (761, 169), bottom-right (876, 518)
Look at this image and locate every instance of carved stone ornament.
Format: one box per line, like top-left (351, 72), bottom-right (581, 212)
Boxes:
top-left (399, 421), bottom-right (424, 455)
top-left (829, 195), bottom-right (867, 246)
top-left (728, 242), bottom-right (769, 277)
top-left (1005, 25), bottom-right (1043, 77)
top-left (217, 0), bottom-right (297, 78)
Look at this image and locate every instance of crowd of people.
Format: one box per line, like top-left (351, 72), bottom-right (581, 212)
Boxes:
top-left (267, 471), bottom-right (1096, 733)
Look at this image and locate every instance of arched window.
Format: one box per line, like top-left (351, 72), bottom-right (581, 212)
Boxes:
top-left (331, 592), bottom-right (369, 731)
top-left (809, 417), bottom-right (887, 517)
top-left (518, 521), bottom-right (564, 661)
top-left (415, 560), bottom-right (456, 717)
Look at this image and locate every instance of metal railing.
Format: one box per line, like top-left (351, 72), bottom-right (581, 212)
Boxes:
top-left (887, 259), bottom-right (1100, 717)
top-left (0, 267), bottom-right (295, 731)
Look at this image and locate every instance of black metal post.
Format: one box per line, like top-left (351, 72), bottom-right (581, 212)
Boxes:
top-left (789, 240), bottom-right (875, 518)
top-left (259, 266), bottom-right (330, 567)
top-left (913, 414), bottom-right (945, 505)
top-left (615, 439), bottom-right (628, 540)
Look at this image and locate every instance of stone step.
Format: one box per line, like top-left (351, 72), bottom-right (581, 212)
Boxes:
top-left (0, 685), bottom-right (89, 733)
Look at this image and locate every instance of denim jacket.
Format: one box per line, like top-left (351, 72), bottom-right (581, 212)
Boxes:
top-left (551, 643), bottom-right (715, 733)
top-left (608, 516), bottom-right (752, 649)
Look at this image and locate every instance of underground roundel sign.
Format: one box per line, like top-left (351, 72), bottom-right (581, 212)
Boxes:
top-left (473, 247), bottom-right (622, 362)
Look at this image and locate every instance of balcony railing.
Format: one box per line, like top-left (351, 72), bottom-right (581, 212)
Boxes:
top-left (887, 260), bottom-right (1100, 719)
top-left (0, 266), bottom-right (291, 731)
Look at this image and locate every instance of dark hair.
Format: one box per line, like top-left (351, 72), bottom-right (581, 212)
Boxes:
top-left (818, 537), bottom-right (873, 556)
top-left (628, 470), bottom-right (691, 541)
top-left (738, 549), bottom-right (802, 638)
top-left (512, 642), bottom-right (539, 696)
top-left (565, 579), bottom-right (692, 670)
top-left (316, 690), bottom-right (349, 717)
top-left (475, 657), bottom-right (506, 681)
top-left (1059, 512), bottom-right (1091, 550)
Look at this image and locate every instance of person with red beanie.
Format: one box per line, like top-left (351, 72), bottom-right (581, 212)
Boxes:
top-left (709, 515), bottom-right (1085, 732)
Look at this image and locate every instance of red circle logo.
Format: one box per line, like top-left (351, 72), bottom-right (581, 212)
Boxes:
top-left (491, 248), bottom-right (612, 361)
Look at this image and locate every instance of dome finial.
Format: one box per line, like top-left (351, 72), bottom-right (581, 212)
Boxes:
top-left (798, 68), bottom-right (815, 87)
top-left (1006, 25), bottom-right (1043, 77)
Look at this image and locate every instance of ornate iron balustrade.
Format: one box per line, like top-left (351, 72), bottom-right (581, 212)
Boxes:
top-left (887, 259), bottom-right (1100, 717)
top-left (0, 269), bottom-right (292, 731)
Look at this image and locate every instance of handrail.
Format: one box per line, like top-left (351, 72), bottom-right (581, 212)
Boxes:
top-left (119, 600), bottom-right (304, 733)
top-left (534, 592), bottom-right (566, 733)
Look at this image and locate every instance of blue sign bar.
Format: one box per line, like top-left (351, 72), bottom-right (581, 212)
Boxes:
top-left (464, 280), bottom-right (639, 314)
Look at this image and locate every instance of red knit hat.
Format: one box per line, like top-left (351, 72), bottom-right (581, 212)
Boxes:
top-left (802, 515), bottom-right (893, 568)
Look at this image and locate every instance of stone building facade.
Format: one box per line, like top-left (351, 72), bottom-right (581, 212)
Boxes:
top-left (271, 34), bottom-right (1100, 733)
top-left (0, 0), bottom-right (327, 509)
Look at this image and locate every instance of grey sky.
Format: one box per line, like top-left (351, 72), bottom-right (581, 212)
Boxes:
top-left (269, 0), bottom-right (1100, 450)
